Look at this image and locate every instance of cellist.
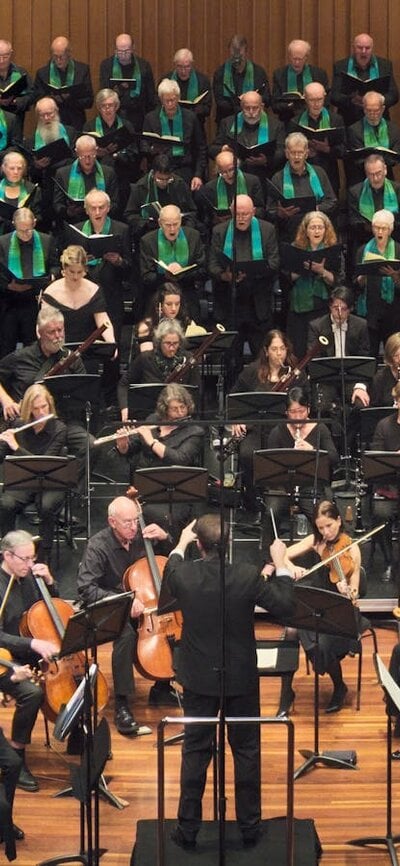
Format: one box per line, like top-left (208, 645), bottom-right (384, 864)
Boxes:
top-left (0, 530), bottom-right (58, 793)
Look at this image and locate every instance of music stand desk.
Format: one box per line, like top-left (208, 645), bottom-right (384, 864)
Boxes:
top-left (360, 407), bottom-right (395, 448)
top-left (253, 448), bottom-right (330, 487)
top-left (133, 465), bottom-right (208, 505)
top-left (227, 391), bottom-right (286, 421)
top-left (128, 384), bottom-right (199, 419)
top-left (308, 356), bottom-right (377, 384)
top-left (3, 455), bottom-right (79, 493)
top-left (59, 592), bottom-right (132, 657)
top-left (41, 374), bottom-right (101, 415)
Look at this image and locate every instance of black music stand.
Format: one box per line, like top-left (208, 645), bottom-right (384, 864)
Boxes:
top-left (128, 384), bottom-right (199, 420)
top-left (65, 342), bottom-right (117, 375)
top-left (38, 593), bottom-right (133, 866)
top-left (348, 653), bottom-right (400, 865)
top-left (284, 584), bottom-right (359, 780)
top-left (133, 465), bottom-right (208, 528)
top-left (253, 448), bottom-right (330, 541)
top-left (186, 330), bottom-right (238, 413)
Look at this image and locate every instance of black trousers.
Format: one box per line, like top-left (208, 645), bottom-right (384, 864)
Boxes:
top-left (112, 620), bottom-right (137, 700)
top-left (0, 728), bottom-right (22, 861)
top-left (0, 489), bottom-right (65, 554)
top-left (0, 672), bottom-right (43, 745)
top-left (178, 686), bottom-right (261, 840)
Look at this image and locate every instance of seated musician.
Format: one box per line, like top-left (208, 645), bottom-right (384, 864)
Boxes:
top-left (131, 282), bottom-right (206, 361)
top-left (118, 319), bottom-right (200, 422)
top-left (0, 207), bottom-right (57, 357)
top-left (0, 707), bottom-right (27, 858)
top-left (77, 495), bottom-right (174, 732)
top-left (261, 385), bottom-right (338, 551)
top-left (0, 530), bottom-right (59, 792)
top-left (370, 331), bottom-right (400, 406)
top-left (230, 329), bottom-right (306, 512)
top-left (277, 500), bottom-right (365, 717)
top-left (0, 384), bottom-right (67, 563)
top-left (369, 380), bottom-right (400, 580)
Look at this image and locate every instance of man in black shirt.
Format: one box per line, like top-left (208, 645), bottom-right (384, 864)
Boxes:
top-left (33, 36), bottom-right (93, 131)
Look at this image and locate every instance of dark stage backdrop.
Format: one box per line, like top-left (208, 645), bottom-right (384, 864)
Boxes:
top-left (3, 0), bottom-right (400, 136)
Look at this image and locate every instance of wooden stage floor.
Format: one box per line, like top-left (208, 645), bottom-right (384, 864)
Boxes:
top-left (3, 619), bottom-right (400, 866)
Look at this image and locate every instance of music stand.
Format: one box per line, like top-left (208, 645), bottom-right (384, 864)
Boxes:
top-left (284, 584), bottom-right (359, 780)
top-left (133, 465), bottom-right (208, 527)
top-left (65, 342), bottom-right (117, 375)
top-left (348, 653), bottom-right (400, 865)
top-left (186, 331), bottom-right (238, 413)
top-left (254, 448), bottom-right (330, 541)
top-left (128, 384), bottom-right (199, 420)
top-left (308, 356), bottom-right (377, 386)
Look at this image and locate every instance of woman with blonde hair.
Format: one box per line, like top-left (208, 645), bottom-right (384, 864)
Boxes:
top-left (0, 383), bottom-right (67, 562)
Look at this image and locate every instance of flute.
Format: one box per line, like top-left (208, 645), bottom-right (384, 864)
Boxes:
top-left (93, 425), bottom-right (138, 447)
top-left (3, 414), bottom-right (54, 436)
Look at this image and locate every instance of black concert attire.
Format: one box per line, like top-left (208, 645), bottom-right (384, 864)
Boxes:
top-left (370, 365), bottom-right (397, 406)
top-left (139, 225), bottom-right (206, 320)
top-left (124, 171), bottom-right (198, 243)
top-left (208, 111), bottom-right (285, 185)
top-left (0, 728), bottom-right (22, 861)
top-left (118, 347), bottom-right (200, 415)
top-left (163, 550), bottom-right (294, 845)
top-left (53, 160), bottom-right (120, 225)
top-left (141, 106), bottom-right (207, 186)
top-left (291, 107), bottom-right (346, 195)
top-left (212, 59), bottom-right (270, 126)
top-left (0, 418), bottom-right (67, 558)
top-left (99, 53), bottom-right (156, 132)
top-left (388, 644), bottom-right (400, 733)
top-left (24, 125), bottom-right (77, 230)
top-left (33, 60), bottom-right (94, 130)
top-left (208, 217), bottom-right (279, 356)
top-left (196, 171), bottom-right (265, 236)
top-left (262, 420), bottom-right (339, 551)
top-left (347, 179), bottom-right (400, 266)
top-left (0, 566), bottom-right (59, 745)
top-left (331, 55), bottom-right (399, 127)
top-left (267, 162), bottom-right (338, 242)
top-left (346, 118), bottom-right (400, 184)
top-left (0, 109), bottom-right (18, 154)
top-left (271, 64), bottom-right (329, 125)
top-left (83, 114), bottom-right (139, 205)
top-left (286, 250), bottom-right (346, 359)
top-left (0, 62), bottom-right (34, 138)
top-left (370, 412), bottom-right (400, 558)
top-left (40, 286), bottom-right (106, 344)
top-left (0, 230), bottom-right (57, 357)
top-left (162, 68), bottom-right (212, 128)
top-left (355, 239), bottom-right (400, 356)
top-left (0, 180), bottom-right (42, 238)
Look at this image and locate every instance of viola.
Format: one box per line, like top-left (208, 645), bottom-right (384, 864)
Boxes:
top-left (320, 533), bottom-right (355, 586)
top-left (20, 575), bottom-right (109, 722)
top-left (123, 489), bottom-right (182, 680)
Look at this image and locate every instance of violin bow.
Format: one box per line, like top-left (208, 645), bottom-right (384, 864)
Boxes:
top-left (298, 523), bottom-right (385, 579)
top-left (0, 574), bottom-right (16, 622)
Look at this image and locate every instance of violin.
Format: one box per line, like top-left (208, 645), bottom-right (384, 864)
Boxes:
top-left (320, 533), bottom-right (355, 588)
top-left (123, 487), bottom-right (182, 680)
top-left (20, 575), bottom-right (109, 722)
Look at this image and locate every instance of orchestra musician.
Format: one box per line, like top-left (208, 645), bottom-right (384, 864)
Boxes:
top-left (131, 283), bottom-right (206, 361)
top-left (277, 500), bottom-right (364, 717)
top-left (0, 530), bottom-right (59, 792)
top-left (370, 331), bottom-right (400, 406)
top-left (369, 379), bottom-right (400, 581)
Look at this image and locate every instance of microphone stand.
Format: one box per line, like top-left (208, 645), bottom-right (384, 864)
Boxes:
top-left (312, 386), bottom-right (323, 506)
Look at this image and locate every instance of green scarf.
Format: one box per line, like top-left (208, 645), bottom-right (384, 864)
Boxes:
top-left (359, 236), bottom-right (397, 311)
top-left (223, 217), bottom-right (263, 260)
top-left (171, 69), bottom-right (198, 101)
top-left (0, 109), bottom-right (8, 152)
top-left (67, 159), bottom-right (105, 200)
top-left (283, 161), bottom-right (324, 199)
top-left (347, 55), bottom-right (379, 78)
top-left (34, 122), bottom-right (70, 148)
top-left (362, 117), bottom-right (389, 147)
top-left (49, 59), bottom-right (75, 87)
top-left (81, 216), bottom-right (112, 266)
top-left (0, 177), bottom-right (28, 203)
top-left (7, 230), bottom-right (46, 278)
top-left (359, 178), bottom-right (399, 221)
top-left (216, 168), bottom-right (247, 209)
top-left (287, 64), bottom-right (313, 93)
top-left (231, 110), bottom-right (269, 142)
top-left (290, 243), bottom-right (328, 312)
top-left (141, 171), bottom-right (161, 217)
top-left (160, 107), bottom-right (184, 156)
top-left (111, 55), bottom-right (142, 97)
top-left (95, 114), bottom-right (123, 134)
top-left (223, 60), bottom-right (254, 96)
top-left (7, 68), bottom-right (22, 85)
top-left (298, 107), bottom-right (331, 129)
top-left (157, 227), bottom-right (189, 269)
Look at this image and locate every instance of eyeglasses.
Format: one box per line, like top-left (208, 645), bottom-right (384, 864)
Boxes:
top-left (115, 517), bottom-right (139, 527)
top-left (10, 552), bottom-right (37, 564)
top-left (162, 340), bottom-right (180, 348)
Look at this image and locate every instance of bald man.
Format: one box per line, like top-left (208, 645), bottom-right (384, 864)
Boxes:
top-left (209, 90), bottom-right (285, 185)
top-left (197, 149), bottom-right (265, 234)
top-left (272, 39), bottom-right (329, 125)
top-left (140, 204), bottom-right (206, 318)
top-left (331, 32), bottom-right (399, 126)
top-left (212, 34), bottom-right (270, 125)
top-left (208, 193), bottom-right (279, 354)
top-left (34, 36), bottom-right (93, 130)
top-left (161, 48), bottom-right (212, 128)
top-left (292, 81), bottom-right (346, 194)
top-left (99, 33), bottom-right (156, 133)
top-left (0, 38), bottom-right (34, 138)
top-left (53, 134), bottom-right (119, 225)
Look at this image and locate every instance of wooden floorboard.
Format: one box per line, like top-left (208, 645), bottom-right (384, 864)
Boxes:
top-left (3, 620), bottom-right (400, 866)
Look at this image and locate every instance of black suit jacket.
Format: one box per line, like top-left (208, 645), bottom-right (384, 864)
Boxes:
top-left (140, 225), bottom-right (206, 289)
top-left (33, 60), bottom-right (93, 130)
top-left (53, 161), bottom-right (120, 223)
top-left (212, 60), bottom-right (270, 125)
top-left (164, 554), bottom-right (294, 696)
top-left (272, 64), bottom-right (329, 123)
top-left (99, 54), bottom-right (156, 129)
top-left (0, 230), bottom-right (57, 296)
top-left (307, 312), bottom-right (370, 356)
top-left (162, 68), bottom-right (212, 124)
top-left (141, 106), bottom-right (207, 181)
top-left (331, 56), bottom-right (399, 126)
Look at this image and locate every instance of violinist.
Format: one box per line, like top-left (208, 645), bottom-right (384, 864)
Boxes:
top-left (77, 496), bottom-right (173, 735)
top-left (0, 530), bottom-right (59, 792)
top-left (277, 500), bottom-right (363, 717)
top-left (230, 329), bottom-right (307, 512)
top-left (0, 383), bottom-right (67, 563)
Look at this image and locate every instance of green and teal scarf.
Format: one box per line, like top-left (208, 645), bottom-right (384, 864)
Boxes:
top-left (359, 178), bottom-right (399, 221)
top-left (81, 216), bottom-right (112, 266)
top-left (283, 161), bottom-right (324, 199)
top-left (171, 69), bottom-right (199, 101)
top-left (223, 60), bottom-right (254, 96)
top-left (231, 110), bottom-right (269, 141)
top-left (290, 243), bottom-right (329, 313)
top-left (49, 59), bottom-right (75, 87)
top-left (95, 114), bottom-right (123, 134)
top-left (287, 64), bottom-right (313, 93)
top-left (298, 107), bottom-right (331, 129)
top-left (363, 117), bottom-right (389, 147)
top-left (8, 230), bottom-right (46, 278)
top-left (347, 55), bottom-right (379, 79)
top-left (223, 216), bottom-right (263, 260)
top-left (0, 109), bottom-right (8, 151)
top-left (34, 122), bottom-right (70, 148)
top-left (67, 159), bottom-right (105, 200)
top-left (112, 55), bottom-right (142, 97)
top-left (157, 227), bottom-right (189, 269)
top-left (357, 236), bottom-right (397, 314)
top-left (216, 168), bottom-right (247, 209)
top-left (0, 177), bottom-right (28, 202)
top-left (160, 107), bottom-right (184, 156)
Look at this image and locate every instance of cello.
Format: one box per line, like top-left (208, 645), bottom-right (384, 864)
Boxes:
top-left (123, 491), bottom-right (182, 680)
top-left (20, 574), bottom-right (108, 722)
